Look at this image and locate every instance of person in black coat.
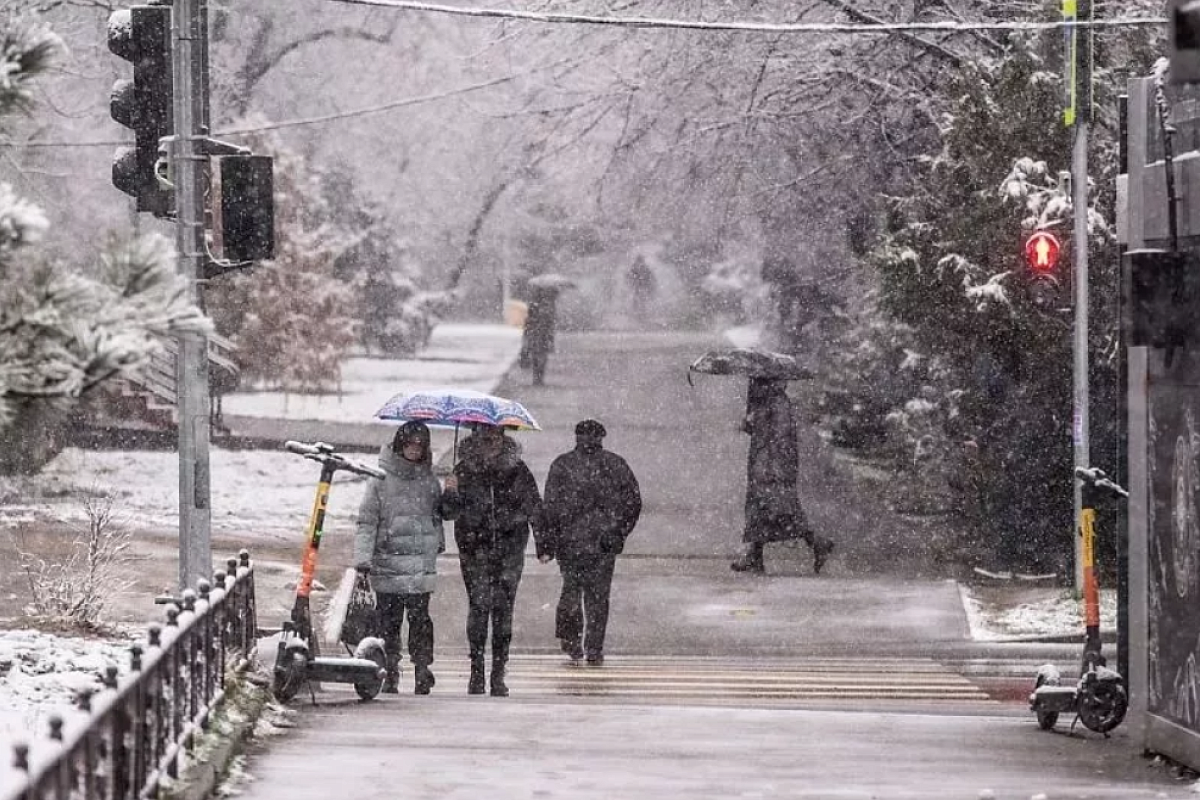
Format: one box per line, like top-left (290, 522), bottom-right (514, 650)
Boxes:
top-left (519, 286), bottom-right (559, 386)
top-left (540, 419), bottom-right (642, 665)
top-left (731, 378), bottom-right (834, 575)
top-left (452, 423), bottom-right (544, 696)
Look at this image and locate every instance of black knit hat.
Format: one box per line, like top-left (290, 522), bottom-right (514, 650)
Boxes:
top-left (575, 419), bottom-right (606, 438)
top-left (393, 420), bottom-right (431, 450)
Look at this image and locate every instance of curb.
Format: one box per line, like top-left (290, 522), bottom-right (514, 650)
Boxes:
top-left (159, 670), bottom-right (274, 800)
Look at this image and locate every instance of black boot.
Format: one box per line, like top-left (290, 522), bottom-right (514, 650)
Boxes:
top-left (468, 656), bottom-right (486, 695)
top-left (813, 538), bottom-right (834, 575)
top-left (561, 638), bottom-right (584, 665)
top-left (490, 662), bottom-right (509, 697)
top-left (382, 656), bottom-right (400, 694)
top-left (414, 665), bottom-right (435, 695)
top-left (731, 544), bottom-right (765, 574)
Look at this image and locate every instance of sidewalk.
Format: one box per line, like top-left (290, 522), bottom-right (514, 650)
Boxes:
top-left (220, 322), bottom-right (523, 452)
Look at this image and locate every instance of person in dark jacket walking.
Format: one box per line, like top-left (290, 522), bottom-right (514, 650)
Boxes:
top-left (541, 419), bottom-right (642, 665)
top-left (355, 421), bottom-right (458, 694)
top-left (519, 286), bottom-right (559, 386)
top-left (452, 423), bottom-right (544, 696)
top-left (730, 378), bottom-right (834, 575)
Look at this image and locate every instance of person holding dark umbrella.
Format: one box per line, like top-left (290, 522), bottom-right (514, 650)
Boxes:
top-left (540, 419), bottom-right (642, 665)
top-left (730, 378), bottom-right (834, 575)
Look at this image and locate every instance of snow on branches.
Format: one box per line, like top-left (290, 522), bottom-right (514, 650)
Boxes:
top-left (0, 16), bottom-right (63, 119)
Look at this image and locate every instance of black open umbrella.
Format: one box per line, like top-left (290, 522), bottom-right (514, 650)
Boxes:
top-left (687, 348), bottom-right (814, 386)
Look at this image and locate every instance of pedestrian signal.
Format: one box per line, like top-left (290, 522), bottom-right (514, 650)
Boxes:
top-left (1025, 231), bottom-right (1061, 275)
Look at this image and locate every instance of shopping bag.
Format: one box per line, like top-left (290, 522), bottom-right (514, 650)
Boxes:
top-left (339, 571), bottom-right (380, 648)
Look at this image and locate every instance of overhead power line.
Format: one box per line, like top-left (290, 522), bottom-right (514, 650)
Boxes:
top-left (326, 0), bottom-right (1165, 33)
top-left (7, 70), bottom-right (522, 148)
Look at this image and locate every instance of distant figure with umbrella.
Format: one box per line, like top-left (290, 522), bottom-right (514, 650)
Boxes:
top-left (687, 349), bottom-right (832, 575)
top-left (540, 419), bottom-right (642, 666)
top-left (452, 423), bottom-right (545, 696)
top-left (519, 273), bottom-right (574, 386)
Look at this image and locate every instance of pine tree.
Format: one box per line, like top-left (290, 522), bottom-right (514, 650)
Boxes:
top-left (0, 16), bottom-right (208, 474)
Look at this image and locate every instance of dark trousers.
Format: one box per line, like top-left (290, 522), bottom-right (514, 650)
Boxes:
top-left (555, 554), bottom-right (617, 656)
top-left (375, 592), bottom-right (434, 668)
top-left (460, 551), bottom-right (524, 665)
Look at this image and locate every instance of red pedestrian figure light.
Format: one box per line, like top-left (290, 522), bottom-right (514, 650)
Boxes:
top-left (1025, 231), bottom-right (1061, 275)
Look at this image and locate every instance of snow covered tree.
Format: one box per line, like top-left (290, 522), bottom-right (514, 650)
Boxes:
top-left (856, 32), bottom-right (1130, 574)
top-left (0, 16), bottom-right (209, 475)
top-left (204, 124), bottom-right (358, 392)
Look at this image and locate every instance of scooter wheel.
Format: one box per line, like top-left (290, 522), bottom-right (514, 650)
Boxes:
top-left (1036, 709), bottom-right (1059, 730)
top-left (353, 637), bottom-right (387, 701)
top-left (1078, 680), bottom-right (1128, 734)
top-left (1032, 669), bottom-right (1060, 730)
top-left (273, 643), bottom-right (310, 702)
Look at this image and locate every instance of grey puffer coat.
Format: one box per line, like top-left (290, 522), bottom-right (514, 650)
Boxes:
top-left (354, 443), bottom-right (457, 594)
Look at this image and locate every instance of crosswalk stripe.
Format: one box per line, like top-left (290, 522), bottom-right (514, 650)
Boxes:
top-left (414, 655), bottom-right (1000, 706)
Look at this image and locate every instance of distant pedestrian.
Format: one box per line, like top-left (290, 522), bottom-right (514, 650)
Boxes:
top-left (452, 423), bottom-right (544, 696)
top-left (626, 255), bottom-right (657, 317)
top-left (354, 421), bottom-right (458, 694)
top-left (541, 419), bottom-right (642, 665)
top-left (519, 286), bottom-right (559, 386)
top-left (731, 378), bottom-right (834, 575)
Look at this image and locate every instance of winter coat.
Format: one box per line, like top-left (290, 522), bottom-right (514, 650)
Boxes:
top-left (542, 444), bottom-right (641, 559)
top-left (521, 289), bottom-right (558, 359)
top-left (354, 443), bottom-right (457, 594)
top-left (743, 379), bottom-right (809, 544)
top-left (452, 433), bottom-right (543, 567)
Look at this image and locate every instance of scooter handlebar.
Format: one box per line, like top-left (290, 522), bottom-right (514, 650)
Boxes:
top-left (1074, 466), bottom-right (1129, 499)
top-left (284, 441), bottom-right (385, 479)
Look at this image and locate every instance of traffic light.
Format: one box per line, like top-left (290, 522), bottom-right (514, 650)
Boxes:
top-left (1125, 249), bottom-right (1200, 357)
top-left (1169, 0), bottom-right (1200, 84)
top-left (208, 155), bottom-right (276, 269)
top-left (108, 4), bottom-right (174, 217)
top-left (1024, 231), bottom-right (1061, 275)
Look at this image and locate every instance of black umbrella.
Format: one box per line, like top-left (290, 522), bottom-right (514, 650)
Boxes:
top-left (687, 348), bottom-right (814, 386)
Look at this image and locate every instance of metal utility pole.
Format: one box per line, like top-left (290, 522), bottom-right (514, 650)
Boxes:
top-left (1064, 0), bottom-right (1093, 591)
top-left (172, 0), bottom-right (212, 589)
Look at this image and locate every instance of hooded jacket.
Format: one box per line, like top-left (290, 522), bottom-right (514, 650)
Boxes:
top-left (452, 432), bottom-right (543, 557)
top-left (354, 442), bottom-right (457, 594)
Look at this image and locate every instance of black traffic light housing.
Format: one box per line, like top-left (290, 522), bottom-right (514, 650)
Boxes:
top-left (1169, 0), bottom-right (1200, 84)
top-left (108, 4), bottom-right (174, 217)
top-left (207, 154), bottom-right (275, 272)
top-left (1126, 249), bottom-right (1200, 358)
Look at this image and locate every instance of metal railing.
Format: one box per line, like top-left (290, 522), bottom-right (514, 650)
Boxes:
top-left (4, 550), bottom-right (258, 800)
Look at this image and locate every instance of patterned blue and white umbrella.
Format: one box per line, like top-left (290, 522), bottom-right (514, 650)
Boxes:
top-left (375, 388), bottom-right (541, 431)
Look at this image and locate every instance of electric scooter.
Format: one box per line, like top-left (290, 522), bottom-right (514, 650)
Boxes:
top-left (1029, 466), bottom-right (1129, 734)
top-left (271, 441), bottom-right (389, 703)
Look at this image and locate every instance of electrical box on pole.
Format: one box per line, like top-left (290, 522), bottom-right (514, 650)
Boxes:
top-left (107, 3), bottom-right (174, 217)
top-left (209, 155), bottom-right (275, 266)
